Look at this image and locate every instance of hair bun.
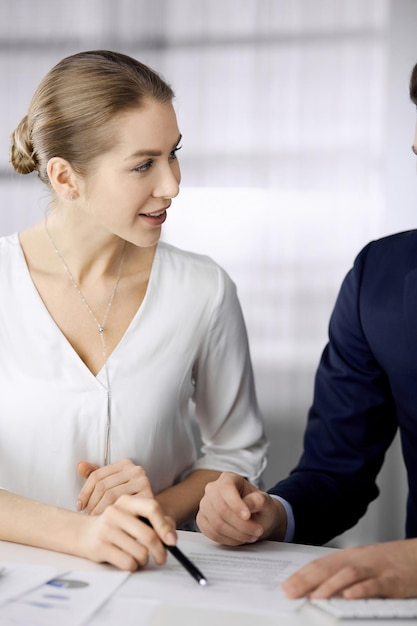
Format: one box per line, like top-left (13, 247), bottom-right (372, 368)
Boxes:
top-left (9, 115), bottom-right (37, 174)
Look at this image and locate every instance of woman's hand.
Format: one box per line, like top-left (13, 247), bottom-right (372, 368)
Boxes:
top-left (78, 494), bottom-right (177, 571)
top-left (77, 459), bottom-right (154, 515)
top-left (196, 471), bottom-right (287, 545)
top-left (282, 539), bottom-right (417, 599)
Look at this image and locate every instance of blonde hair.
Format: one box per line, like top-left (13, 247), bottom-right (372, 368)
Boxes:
top-left (9, 50), bottom-right (174, 185)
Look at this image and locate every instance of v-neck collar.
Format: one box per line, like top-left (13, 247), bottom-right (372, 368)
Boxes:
top-left (11, 233), bottom-right (160, 382)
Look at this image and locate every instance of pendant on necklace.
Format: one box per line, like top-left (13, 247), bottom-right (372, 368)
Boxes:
top-left (99, 327), bottom-right (104, 333)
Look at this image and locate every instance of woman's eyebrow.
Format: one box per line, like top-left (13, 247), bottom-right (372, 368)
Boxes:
top-left (125, 134), bottom-right (182, 161)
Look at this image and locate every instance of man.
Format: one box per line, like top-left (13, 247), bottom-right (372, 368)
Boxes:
top-left (196, 61), bottom-right (417, 600)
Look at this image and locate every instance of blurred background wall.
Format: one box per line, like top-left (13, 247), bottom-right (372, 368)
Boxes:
top-left (0, 0), bottom-right (416, 548)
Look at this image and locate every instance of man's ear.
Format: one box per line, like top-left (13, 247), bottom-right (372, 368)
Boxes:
top-left (47, 157), bottom-right (79, 201)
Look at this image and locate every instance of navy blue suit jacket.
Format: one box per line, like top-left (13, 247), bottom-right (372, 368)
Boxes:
top-left (269, 230), bottom-right (417, 545)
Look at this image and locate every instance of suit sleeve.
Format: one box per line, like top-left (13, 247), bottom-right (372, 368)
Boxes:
top-left (269, 243), bottom-right (398, 545)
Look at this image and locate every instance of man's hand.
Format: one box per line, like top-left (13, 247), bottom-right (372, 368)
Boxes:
top-left (196, 471), bottom-right (287, 545)
top-left (282, 539), bottom-right (417, 599)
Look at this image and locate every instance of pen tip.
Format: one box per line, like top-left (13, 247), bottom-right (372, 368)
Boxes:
top-left (199, 578), bottom-right (208, 586)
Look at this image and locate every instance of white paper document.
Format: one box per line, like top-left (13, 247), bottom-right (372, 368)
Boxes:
top-left (88, 596), bottom-right (161, 626)
top-left (0, 561), bottom-right (62, 605)
top-left (117, 533), bottom-right (315, 617)
top-left (0, 568), bottom-right (129, 626)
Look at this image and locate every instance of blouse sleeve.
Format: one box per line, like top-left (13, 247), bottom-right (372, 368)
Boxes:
top-left (190, 266), bottom-right (268, 486)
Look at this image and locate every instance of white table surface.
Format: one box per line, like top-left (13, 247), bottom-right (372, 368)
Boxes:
top-left (0, 533), bottom-right (413, 626)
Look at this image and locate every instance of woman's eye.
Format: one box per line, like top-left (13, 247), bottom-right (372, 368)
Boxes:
top-left (134, 160), bottom-right (154, 172)
top-left (169, 145), bottom-right (182, 160)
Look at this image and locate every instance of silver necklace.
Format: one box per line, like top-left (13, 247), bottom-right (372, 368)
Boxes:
top-left (44, 218), bottom-right (126, 465)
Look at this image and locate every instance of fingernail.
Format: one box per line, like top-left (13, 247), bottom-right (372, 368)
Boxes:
top-left (282, 583), bottom-right (296, 597)
top-left (166, 532), bottom-right (176, 545)
top-left (76, 500), bottom-right (82, 511)
top-left (309, 591), bottom-right (323, 600)
top-left (240, 509), bottom-right (249, 519)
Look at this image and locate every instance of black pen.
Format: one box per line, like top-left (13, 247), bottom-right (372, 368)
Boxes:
top-left (139, 516), bottom-right (208, 586)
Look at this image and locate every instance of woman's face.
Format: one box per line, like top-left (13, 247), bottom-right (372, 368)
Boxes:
top-left (79, 99), bottom-right (181, 248)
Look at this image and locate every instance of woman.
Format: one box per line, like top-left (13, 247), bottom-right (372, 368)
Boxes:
top-left (1, 50), bottom-right (267, 570)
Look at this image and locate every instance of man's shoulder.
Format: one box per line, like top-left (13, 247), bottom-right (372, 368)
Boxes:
top-left (357, 230), bottom-right (417, 272)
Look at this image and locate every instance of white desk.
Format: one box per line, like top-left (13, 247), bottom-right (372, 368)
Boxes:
top-left (0, 533), bottom-right (412, 626)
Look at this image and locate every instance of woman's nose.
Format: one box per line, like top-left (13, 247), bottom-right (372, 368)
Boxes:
top-left (153, 163), bottom-right (181, 199)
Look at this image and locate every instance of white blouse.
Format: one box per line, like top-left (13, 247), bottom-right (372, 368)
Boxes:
top-left (0, 234), bottom-right (267, 511)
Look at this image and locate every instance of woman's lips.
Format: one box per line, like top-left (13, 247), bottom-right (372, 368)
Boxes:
top-left (139, 208), bottom-right (167, 226)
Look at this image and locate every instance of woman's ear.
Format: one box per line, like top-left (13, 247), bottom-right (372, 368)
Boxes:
top-left (47, 157), bottom-right (79, 201)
